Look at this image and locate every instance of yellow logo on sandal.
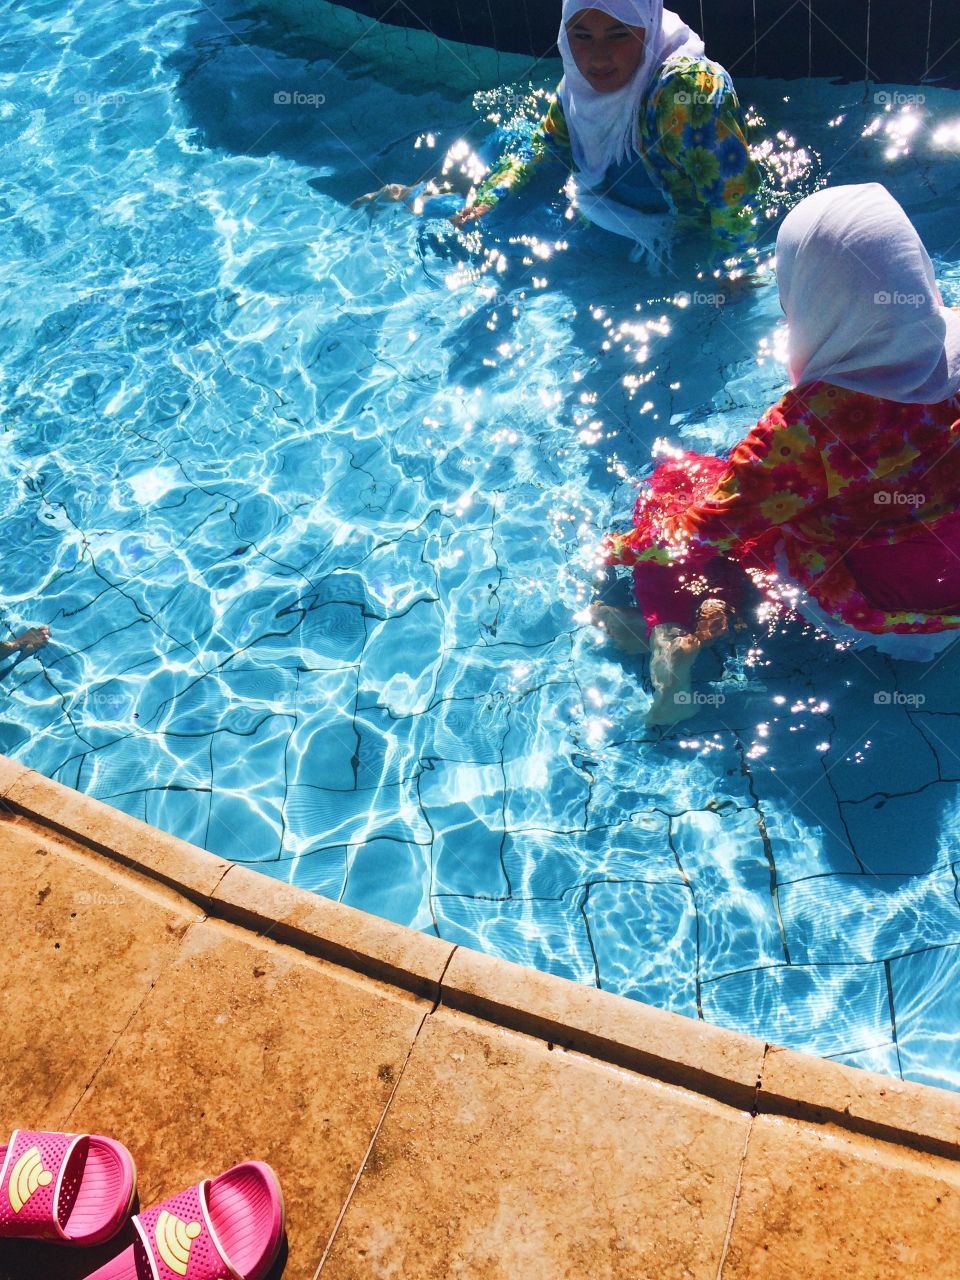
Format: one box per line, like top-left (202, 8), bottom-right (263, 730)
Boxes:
top-left (155, 1210), bottom-right (202, 1276)
top-left (8, 1147), bottom-right (53, 1213)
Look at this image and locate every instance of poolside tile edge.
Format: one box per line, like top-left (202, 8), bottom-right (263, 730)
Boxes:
top-left (4, 757), bottom-right (960, 1157)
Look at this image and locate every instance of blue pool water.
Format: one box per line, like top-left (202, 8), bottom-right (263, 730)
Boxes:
top-left (4, 0), bottom-right (960, 1088)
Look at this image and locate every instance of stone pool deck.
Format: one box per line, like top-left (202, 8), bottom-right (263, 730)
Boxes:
top-left (2, 756), bottom-right (960, 1279)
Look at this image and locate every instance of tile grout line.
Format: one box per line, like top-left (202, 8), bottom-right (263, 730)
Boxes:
top-left (312, 946), bottom-right (460, 1279)
top-left (713, 1044), bottom-right (767, 1280)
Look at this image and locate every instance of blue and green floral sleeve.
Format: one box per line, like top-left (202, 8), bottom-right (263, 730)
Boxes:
top-left (641, 56), bottom-right (761, 274)
top-left (472, 96), bottom-right (571, 211)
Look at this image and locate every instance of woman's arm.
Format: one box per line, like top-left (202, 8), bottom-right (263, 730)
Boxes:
top-left (453, 96), bottom-right (572, 226)
top-left (643, 58), bottom-right (762, 274)
top-left (605, 400), bottom-right (827, 567)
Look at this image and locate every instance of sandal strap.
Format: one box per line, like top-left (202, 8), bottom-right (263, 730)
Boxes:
top-left (135, 1181), bottom-right (239, 1280)
top-left (0, 1129), bottom-right (86, 1241)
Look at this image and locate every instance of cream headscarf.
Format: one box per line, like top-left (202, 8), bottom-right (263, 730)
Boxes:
top-left (558, 0), bottom-right (704, 190)
top-left (777, 183), bottom-right (960, 404)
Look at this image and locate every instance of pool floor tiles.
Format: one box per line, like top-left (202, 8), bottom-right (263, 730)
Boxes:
top-left (3, 797), bottom-right (960, 1278)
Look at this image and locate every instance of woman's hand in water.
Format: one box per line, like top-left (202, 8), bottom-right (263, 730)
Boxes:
top-left (450, 201), bottom-right (495, 229)
top-left (350, 183), bottom-right (415, 210)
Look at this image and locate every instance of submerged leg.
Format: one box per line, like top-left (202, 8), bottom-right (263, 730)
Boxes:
top-left (587, 603), bottom-right (651, 655)
top-left (645, 599), bottom-right (729, 728)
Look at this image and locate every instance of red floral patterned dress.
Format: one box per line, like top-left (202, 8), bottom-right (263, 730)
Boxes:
top-left (604, 382), bottom-right (960, 635)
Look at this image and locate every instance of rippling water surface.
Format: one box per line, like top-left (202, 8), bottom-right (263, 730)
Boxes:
top-left (4, 0), bottom-right (960, 1089)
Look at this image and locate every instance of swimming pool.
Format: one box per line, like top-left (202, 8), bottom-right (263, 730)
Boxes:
top-left (3, 0), bottom-right (960, 1089)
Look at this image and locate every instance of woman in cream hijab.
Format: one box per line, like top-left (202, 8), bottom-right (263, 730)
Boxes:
top-left (455, 0), bottom-right (760, 272)
top-left (598, 183), bottom-right (960, 724)
top-left (361, 1), bottom-right (760, 273)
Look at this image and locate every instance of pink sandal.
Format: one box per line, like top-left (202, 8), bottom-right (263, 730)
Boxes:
top-left (0, 1129), bottom-right (136, 1246)
top-left (86, 1162), bottom-right (284, 1280)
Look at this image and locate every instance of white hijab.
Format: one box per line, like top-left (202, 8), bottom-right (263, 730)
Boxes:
top-left (558, 0), bottom-right (704, 190)
top-left (777, 183), bottom-right (960, 405)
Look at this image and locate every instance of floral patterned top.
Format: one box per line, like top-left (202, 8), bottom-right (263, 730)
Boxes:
top-left (473, 56), bottom-right (761, 273)
top-left (604, 382), bottom-right (960, 635)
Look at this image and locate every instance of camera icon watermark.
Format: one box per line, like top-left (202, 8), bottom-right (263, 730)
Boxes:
top-left (873, 490), bottom-right (926, 506)
top-left (874, 290), bottom-right (927, 307)
top-left (874, 690), bottom-right (926, 706)
top-left (273, 90), bottom-right (326, 108)
top-left (874, 91), bottom-right (925, 106)
top-left (674, 690), bottom-right (726, 707)
top-left (674, 91), bottom-right (714, 106)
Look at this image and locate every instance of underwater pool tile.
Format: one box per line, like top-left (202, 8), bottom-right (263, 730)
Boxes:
top-left (842, 784), bottom-right (960, 876)
top-left (296, 598), bottom-right (367, 666)
top-left (286, 667), bottom-right (359, 789)
top-left (889, 945), bottom-right (960, 1093)
top-left (761, 803), bottom-right (862, 881)
top-left (912, 710), bottom-right (960, 779)
top-left (79, 730), bottom-right (212, 803)
top-left (586, 879), bottom-right (699, 1016)
top-left (359, 600), bottom-right (444, 717)
top-left (430, 812), bottom-right (509, 898)
top-left (417, 693), bottom-right (511, 765)
top-left (341, 836), bottom-right (433, 930)
top-left (779, 868), bottom-right (960, 966)
top-left (418, 759), bottom-right (507, 833)
top-left (434, 889), bottom-right (598, 987)
top-left (701, 960), bottom-right (891, 1059)
top-left (672, 809), bottom-right (789, 980)
top-left (284, 779), bottom-right (432, 849)
top-left (746, 755), bottom-right (859, 875)
top-left (207, 786), bottom-right (283, 863)
top-left (501, 820), bottom-right (679, 898)
top-left (503, 752), bottom-right (592, 832)
top-left (824, 707), bottom-right (940, 804)
top-left (145, 783), bottom-right (211, 853)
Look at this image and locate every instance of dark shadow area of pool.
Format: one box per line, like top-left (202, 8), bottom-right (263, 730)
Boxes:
top-left (326, 0), bottom-right (960, 86)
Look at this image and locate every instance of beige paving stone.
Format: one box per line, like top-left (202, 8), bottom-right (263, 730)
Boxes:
top-left (0, 813), bottom-right (197, 1129)
top-left (214, 863), bottom-right (455, 1000)
top-left (722, 1113), bottom-right (960, 1279)
top-left (760, 1044), bottom-right (960, 1157)
top-left (4, 767), bottom-right (230, 900)
top-left (320, 1006), bottom-right (749, 1280)
top-left (0, 755), bottom-right (28, 797)
top-left (66, 918), bottom-right (431, 1280)
top-left (442, 944), bottom-right (765, 1109)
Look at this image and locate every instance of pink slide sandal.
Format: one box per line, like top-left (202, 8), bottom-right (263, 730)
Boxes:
top-left (0, 1129), bottom-right (136, 1246)
top-left (86, 1162), bottom-right (284, 1280)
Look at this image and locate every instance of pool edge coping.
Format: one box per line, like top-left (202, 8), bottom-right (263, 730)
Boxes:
top-left (4, 753), bottom-right (960, 1161)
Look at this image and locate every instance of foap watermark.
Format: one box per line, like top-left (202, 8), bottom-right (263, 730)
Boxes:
top-left (675, 290), bottom-right (726, 309)
top-left (874, 490), bottom-right (926, 506)
top-left (674, 691), bottom-right (726, 707)
top-left (73, 90), bottom-right (127, 110)
top-left (74, 890), bottom-right (125, 907)
top-left (874, 691), bottom-right (926, 707)
top-left (274, 90), bottom-right (326, 109)
top-left (874, 290), bottom-right (928, 307)
top-left (874, 91), bottom-right (925, 107)
top-left (674, 91), bottom-right (715, 106)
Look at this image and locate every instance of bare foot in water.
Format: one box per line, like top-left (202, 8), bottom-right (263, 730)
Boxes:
top-left (350, 183), bottom-right (416, 209)
top-left (0, 626), bottom-right (50, 658)
top-left (588, 603), bottom-right (650, 655)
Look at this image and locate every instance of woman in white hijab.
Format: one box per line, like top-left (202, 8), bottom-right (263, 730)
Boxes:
top-left (454, 0), bottom-right (760, 274)
top-left (597, 183), bottom-right (960, 724)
